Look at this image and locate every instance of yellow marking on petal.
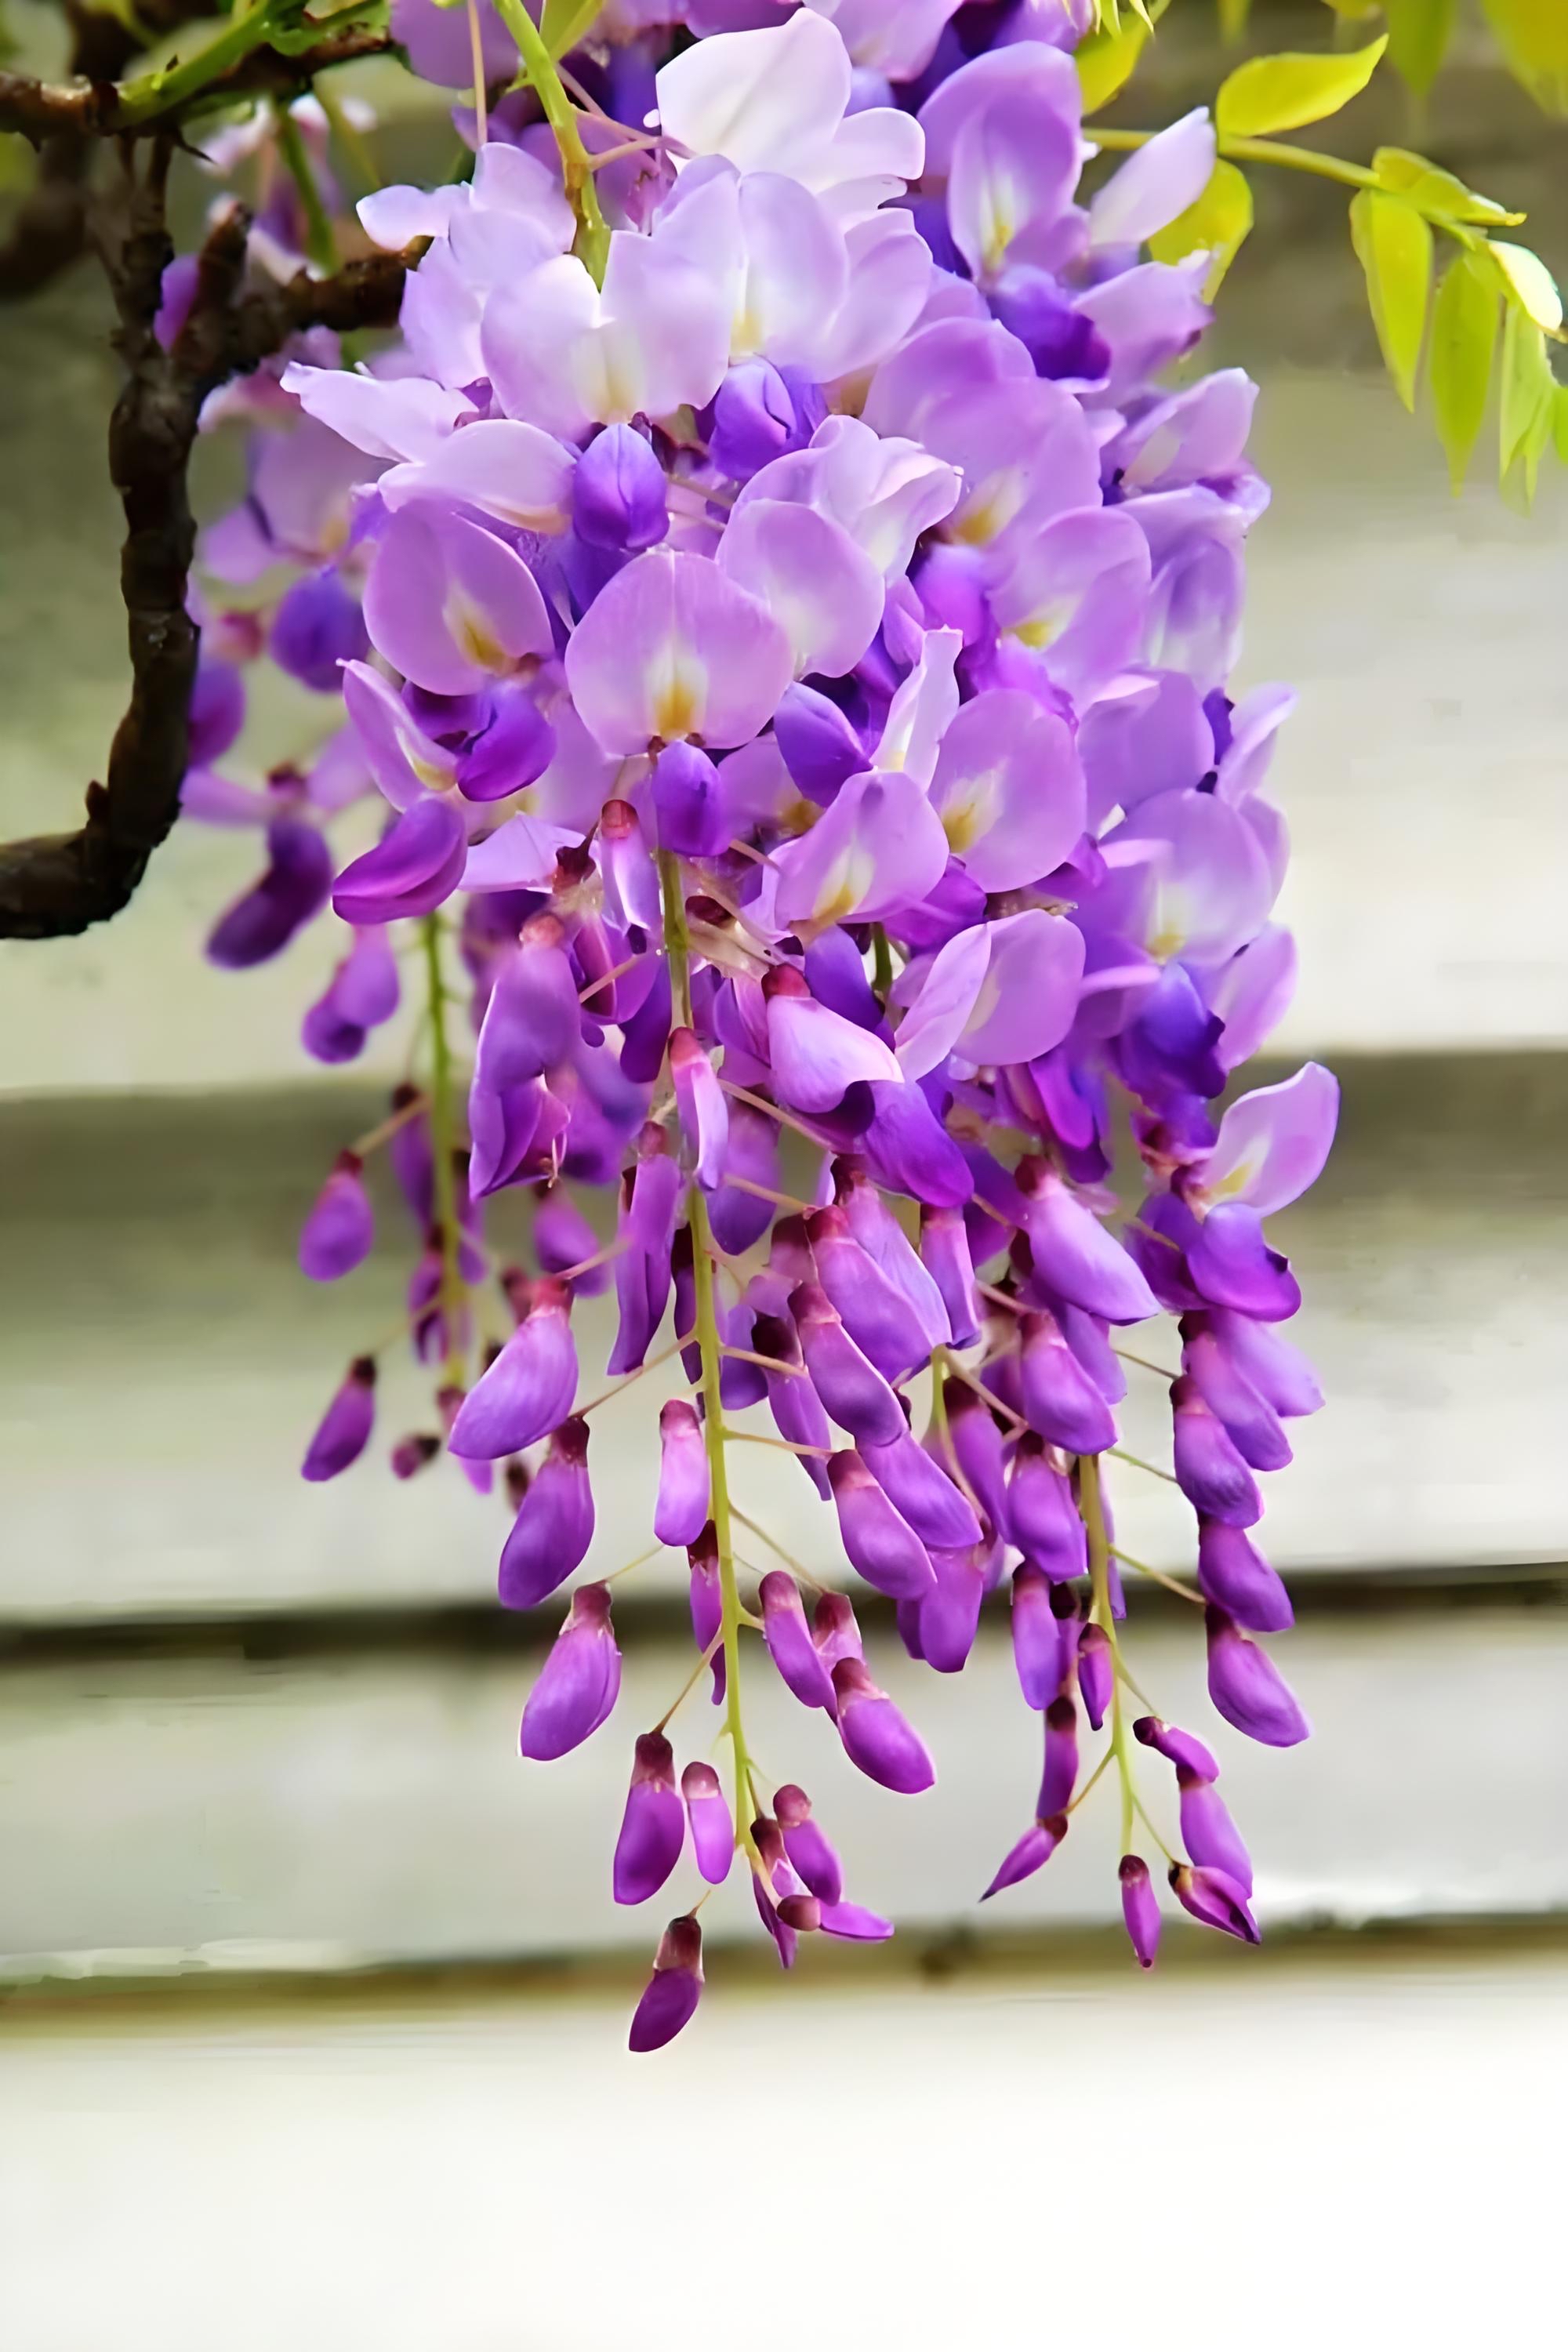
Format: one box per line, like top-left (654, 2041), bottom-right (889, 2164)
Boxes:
top-left (651, 639), bottom-right (706, 742)
top-left (1013, 595), bottom-right (1079, 651)
top-left (781, 796), bottom-right (818, 837)
top-left (446, 588), bottom-right (510, 675)
top-left (1147, 924), bottom-right (1186, 962)
top-left (949, 470), bottom-right (1025, 548)
top-left (812, 846), bottom-right (876, 928)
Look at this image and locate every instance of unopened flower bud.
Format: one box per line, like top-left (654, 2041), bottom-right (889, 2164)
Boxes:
top-left (573, 422), bottom-right (668, 553)
top-left (654, 1397), bottom-right (711, 1548)
top-left (613, 1731), bottom-right (684, 1905)
top-left (1076, 1622), bottom-right (1113, 1730)
top-left (1196, 1517), bottom-right (1294, 1632)
top-left (301, 1356), bottom-right (376, 1483)
top-left (519, 1583), bottom-right (621, 1762)
top-left (1178, 1766), bottom-right (1253, 1895)
top-left (832, 1657), bottom-right (935, 1794)
top-left (1119, 1854), bottom-right (1161, 1968)
top-left (1205, 1607), bottom-right (1309, 1748)
top-left (760, 1571), bottom-right (837, 1711)
top-left (499, 1415), bottom-right (593, 1609)
top-left (628, 1915), bottom-right (702, 2053)
top-left (299, 1152), bottom-right (373, 1282)
top-left (982, 1814), bottom-right (1067, 1900)
top-left (1170, 1860), bottom-right (1260, 1944)
top-left (1134, 1715), bottom-right (1220, 1781)
top-left (1039, 1693), bottom-right (1080, 1817)
top-left (681, 1760), bottom-right (733, 1885)
top-left (774, 1784), bottom-right (844, 1904)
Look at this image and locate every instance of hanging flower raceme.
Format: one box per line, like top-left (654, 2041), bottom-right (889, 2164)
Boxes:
top-left (181, 2), bottom-right (1339, 2048)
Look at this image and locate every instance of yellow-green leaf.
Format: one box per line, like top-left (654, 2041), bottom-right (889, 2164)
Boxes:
top-left (1428, 249), bottom-right (1499, 489)
top-left (1497, 304), bottom-right (1554, 488)
top-left (1371, 147), bottom-right (1524, 227)
top-left (1214, 35), bottom-right (1387, 139)
top-left (1348, 188), bottom-right (1432, 411)
top-left (1489, 240), bottom-right (1563, 332)
top-left (1384, 0), bottom-right (1457, 96)
top-left (1481, 0), bottom-right (1568, 114)
top-left (1217, 0), bottom-right (1252, 38)
top-left (1149, 158), bottom-right (1254, 296)
top-left (541, 0), bottom-right (600, 54)
top-left (1554, 384), bottom-right (1568, 463)
top-left (1076, 12), bottom-right (1149, 111)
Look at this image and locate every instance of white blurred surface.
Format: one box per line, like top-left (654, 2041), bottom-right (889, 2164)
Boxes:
top-left (2, 1955), bottom-right (1563, 2350)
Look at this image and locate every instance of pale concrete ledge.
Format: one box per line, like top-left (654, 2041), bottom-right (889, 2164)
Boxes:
top-left (1, 1053), bottom-right (1561, 1623)
top-left (2, 1610), bottom-right (1564, 1983)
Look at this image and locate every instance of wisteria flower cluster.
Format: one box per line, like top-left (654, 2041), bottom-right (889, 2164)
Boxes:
top-left (184, 0), bottom-right (1341, 2049)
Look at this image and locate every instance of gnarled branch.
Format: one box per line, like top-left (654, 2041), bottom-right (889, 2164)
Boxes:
top-left (0, 181), bottom-right (410, 941)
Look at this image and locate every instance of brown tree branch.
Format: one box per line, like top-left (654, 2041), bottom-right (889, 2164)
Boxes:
top-left (0, 26), bottom-right (394, 143)
top-left (0, 183), bottom-right (411, 941)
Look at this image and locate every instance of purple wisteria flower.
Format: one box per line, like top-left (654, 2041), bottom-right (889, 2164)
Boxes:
top-left (182, 1), bottom-right (1341, 2046)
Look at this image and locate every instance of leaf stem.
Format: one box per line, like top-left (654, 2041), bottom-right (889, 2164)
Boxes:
top-left (1082, 1454), bottom-right (1137, 1854)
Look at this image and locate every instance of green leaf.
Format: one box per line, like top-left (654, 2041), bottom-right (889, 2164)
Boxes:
top-left (1428, 249), bottom-right (1500, 489)
top-left (1497, 304), bottom-right (1554, 502)
top-left (1383, 0), bottom-right (1457, 97)
top-left (1348, 188), bottom-right (1432, 412)
top-left (1149, 158), bottom-right (1254, 296)
top-left (1489, 239), bottom-right (1563, 332)
top-left (1215, 35), bottom-right (1387, 140)
top-left (1076, 13), bottom-right (1149, 111)
top-left (541, 0), bottom-right (600, 56)
top-left (1554, 383), bottom-right (1568, 464)
top-left (1217, 0), bottom-right (1251, 38)
top-left (1481, 0), bottom-right (1568, 114)
top-left (1371, 147), bottom-right (1524, 227)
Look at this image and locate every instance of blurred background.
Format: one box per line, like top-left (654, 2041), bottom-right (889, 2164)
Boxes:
top-left (1, 2), bottom-right (1566, 2343)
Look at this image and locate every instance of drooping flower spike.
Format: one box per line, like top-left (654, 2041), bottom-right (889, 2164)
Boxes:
top-left (184, 4), bottom-right (1341, 2042)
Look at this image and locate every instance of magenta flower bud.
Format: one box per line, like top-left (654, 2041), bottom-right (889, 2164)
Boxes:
top-left (946, 1382), bottom-right (1010, 1537)
top-left (598, 797), bottom-right (661, 935)
top-left (519, 1583), bottom-right (621, 1762)
top-left (1182, 1321), bottom-right (1292, 1470)
top-left (808, 1205), bottom-right (929, 1381)
top-left (209, 817), bottom-right (332, 965)
top-left (1172, 1377), bottom-right (1261, 1527)
top-left (710, 358), bottom-right (819, 482)
top-left (384, 1083), bottom-right (434, 1229)
top-left (920, 1207), bottom-right (981, 1348)
top-left (1039, 1694), bottom-right (1080, 1817)
top-left (774, 1784), bottom-right (844, 1905)
top-left (1196, 1517), bottom-right (1294, 1632)
top-left (681, 1760), bottom-right (733, 1885)
top-left (1178, 1766), bottom-right (1253, 1895)
top-left (710, 1101), bottom-right (782, 1257)
top-left (270, 568), bottom-right (368, 695)
top-left (772, 681), bottom-right (869, 806)
top-left (826, 1450), bottom-right (935, 1601)
top-left (837, 1165), bottom-right (950, 1349)
top-left (458, 685), bottom-right (555, 804)
top-left (670, 1025), bottom-right (729, 1190)
top-left (1016, 1160), bottom-right (1159, 1326)
top-left (654, 1398), bottom-right (711, 1548)
top-left (747, 1312), bottom-right (833, 1498)
top-left (1018, 1310), bottom-right (1116, 1455)
top-left (572, 422), bottom-right (668, 553)
top-left (613, 1731), bottom-right (685, 1906)
top-left (390, 1432), bottom-right (441, 1480)
top-left (1133, 1715), bottom-right (1221, 1782)
top-left (819, 1900), bottom-right (894, 1942)
top-left (919, 1547), bottom-right (986, 1674)
top-left (448, 1278), bottom-right (578, 1460)
top-left (812, 1588), bottom-right (863, 1674)
top-left (1011, 1562), bottom-right (1063, 1708)
top-left (628, 1915), bottom-right (703, 2053)
top-left (862, 1431), bottom-right (982, 1552)
top-left (1076, 1622), bottom-right (1114, 1730)
top-left (498, 1416), bottom-right (593, 1610)
top-left (832, 1657), bottom-right (935, 1794)
top-left (299, 1151), bottom-right (373, 1282)
top-left (301, 1356), bottom-right (376, 1482)
top-left (982, 1814), bottom-right (1067, 1900)
top-left (652, 741), bottom-right (729, 858)
top-left (1007, 1433), bottom-right (1087, 1580)
top-left (1119, 1854), bottom-right (1162, 1968)
top-left (1206, 1608), bottom-right (1309, 1748)
top-left (791, 1283), bottom-right (907, 1446)
top-left (760, 1571), bottom-right (837, 1711)
top-left (1170, 1861), bottom-right (1261, 1944)
top-left (688, 1524), bottom-right (725, 1705)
